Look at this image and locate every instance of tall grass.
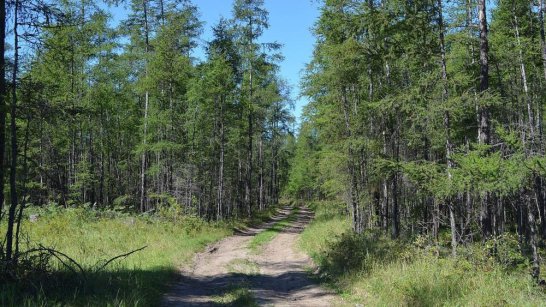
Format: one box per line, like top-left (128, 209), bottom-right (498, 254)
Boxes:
top-left (0, 206), bottom-right (238, 306)
top-left (299, 201), bottom-right (546, 306)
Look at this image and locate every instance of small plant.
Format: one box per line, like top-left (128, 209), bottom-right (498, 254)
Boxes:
top-left (212, 282), bottom-right (257, 306)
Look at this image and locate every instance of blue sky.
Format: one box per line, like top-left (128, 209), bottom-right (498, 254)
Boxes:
top-left (196, 0), bottom-right (320, 122)
top-left (110, 0), bottom-right (321, 123)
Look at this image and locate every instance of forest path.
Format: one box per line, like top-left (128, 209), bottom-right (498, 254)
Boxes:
top-left (163, 206), bottom-right (337, 306)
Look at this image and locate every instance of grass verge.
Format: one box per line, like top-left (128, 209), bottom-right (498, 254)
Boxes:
top-left (298, 201), bottom-right (546, 306)
top-left (0, 203), bottom-right (283, 306)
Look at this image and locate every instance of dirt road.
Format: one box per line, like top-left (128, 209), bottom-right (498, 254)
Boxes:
top-left (163, 206), bottom-right (337, 306)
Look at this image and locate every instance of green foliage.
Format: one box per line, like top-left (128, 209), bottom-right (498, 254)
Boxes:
top-left (451, 151), bottom-right (529, 196)
top-left (0, 206), bottom-right (233, 306)
top-left (298, 202), bottom-right (546, 306)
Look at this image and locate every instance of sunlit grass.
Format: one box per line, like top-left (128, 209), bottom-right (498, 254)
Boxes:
top-left (0, 205), bottom-right (277, 306)
top-left (298, 201), bottom-right (546, 306)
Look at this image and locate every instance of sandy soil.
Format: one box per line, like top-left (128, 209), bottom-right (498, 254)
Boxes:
top-left (163, 206), bottom-right (337, 306)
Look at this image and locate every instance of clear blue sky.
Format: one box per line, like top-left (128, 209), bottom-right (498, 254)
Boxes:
top-left (110, 0), bottom-right (320, 123)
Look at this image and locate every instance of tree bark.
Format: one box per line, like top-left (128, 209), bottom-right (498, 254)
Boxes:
top-left (140, 0), bottom-right (150, 212)
top-left (478, 0), bottom-right (490, 144)
top-left (391, 119), bottom-right (400, 239)
top-left (0, 0), bottom-right (6, 222)
top-left (526, 192), bottom-right (541, 282)
top-left (217, 95), bottom-right (225, 220)
top-left (244, 15), bottom-right (255, 218)
top-left (438, 0), bottom-right (457, 256)
top-left (539, 0), bottom-right (546, 80)
top-left (478, 0), bottom-right (492, 239)
top-left (381, 130), bottom-right (388, 233)
top-left (5, 0), bottom-right (19, 262)
top-left (513, 14), bottom-right (534, 144)
top-left (259, 135), bottom-right (264, 211)
top-left (342, 88), bottom-right (361, 233)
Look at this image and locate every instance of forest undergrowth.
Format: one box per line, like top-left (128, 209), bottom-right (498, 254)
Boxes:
top-left (299, 201), bottom-right (546, 306)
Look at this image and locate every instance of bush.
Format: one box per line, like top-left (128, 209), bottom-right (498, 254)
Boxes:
top-left (298, 200), bottom-right (546, 306)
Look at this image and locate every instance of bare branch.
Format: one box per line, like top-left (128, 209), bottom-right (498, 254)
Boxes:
top-left (95, 246), bottom-right (148, 272)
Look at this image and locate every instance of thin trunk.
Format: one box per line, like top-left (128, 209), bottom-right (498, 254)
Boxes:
top-left (140, 0), bottom-right (150, 212)
top-left (15, 116), bottom-right (30, 256)
top-left (467, 0), bottom-right (476, 64)
top-left (392, 170), bottom-right (399, 239)
top-left (0, 0), bottom-right (6, 221)
top-left (539, 0), bottom-right (546, 80)
top-left (478, 0), bottom-right (492, 239)
top-left (159, 0), bottom-right (165, 25)
top-left (244, 15), bottom-right (254, 218)
top-left (381, 131), bottom-right (388, 232)
top-left (392, 120), bottom-right (400, 239)
top-left (5, 0), bottom-right (18, 262)
top-left (259, 136), bottom-right (264, 211)
top-left (539, 177), bottom-right (546, 239)
top-left (514, 15), bottom-right (534, 144)
top-left (527, 192), bottom-right (541, 282)
top-left (342, 89), bottom-right (361, 233)
top-left (478, 0), bottom-right (490, 144)
top-left (217, 95), bottom-right (225, 220)
top-left (537, 0), bottom-right (545, 156)
top-left (438, 0), bottom-right (457, 256)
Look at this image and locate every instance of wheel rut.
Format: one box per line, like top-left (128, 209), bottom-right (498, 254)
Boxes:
top-left (163, 206), bottom-right (336, 306)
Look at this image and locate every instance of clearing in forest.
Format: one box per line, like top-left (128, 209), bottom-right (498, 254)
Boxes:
top-left (163, 206), bottom-right (337, 306)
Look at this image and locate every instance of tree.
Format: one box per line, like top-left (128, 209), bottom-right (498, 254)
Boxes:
top-left (233, 0), bottom-right (269, 216)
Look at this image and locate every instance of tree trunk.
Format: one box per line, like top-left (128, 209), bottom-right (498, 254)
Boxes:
top-left (245, 16), bottom-right (254, 218)
top-left (438, 0), bottom-right (457, 256)
top-left (217, 95), bottom-right (225, 220)
top-left (526, 192), bottom-right (541, 282)
top-left (467, 0), bottom-right (476, 64)
top-left (140, 0), bottom-right (150, 212)
top-left (514, 14), bottom-right (534, 145)
top-left (381, 130), bottom-right (389, 233)
top-left (259, 135), bottom-right (264, 211)
top-left (539, 0), bottom-right (546, 80)
top-left (342, 88), bottom-right (361, 233)
top-left (478, 0), bottom-right (490, 144)
top-left (478, 0), bottom-right (492, 239)
top-left (0, 0), bottom-right (6, 222)
top-left (5, 0), bottom-right (19, 262)
top-left (14, 116), bottom-right (30, 257)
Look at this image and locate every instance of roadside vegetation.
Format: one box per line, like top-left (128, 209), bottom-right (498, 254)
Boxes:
top-left (0, 204), bottom-right (281, 306)
top-left (299, 201), bottom-right (546, 306)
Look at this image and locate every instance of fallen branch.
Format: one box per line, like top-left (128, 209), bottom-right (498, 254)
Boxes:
top-left (16, 245), bottom-right (87, 281)
top-left (39, 245), bottom-right (87, 279)
top-left (11, 245), bottom-right (148, 281)
top-left (95, 246), bottom-right (147, 273)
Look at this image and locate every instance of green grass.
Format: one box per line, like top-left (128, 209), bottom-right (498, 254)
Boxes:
top-left (298, 201), bottom-right (546, 306)
top-left (211, 282), bottom-right (257, 306)
top-left (226, 259), bottom-right (260, 275)
top-left (248, 206), bottom-right (299, 253)
top-left (0, 204), bottom-right (280, 306)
